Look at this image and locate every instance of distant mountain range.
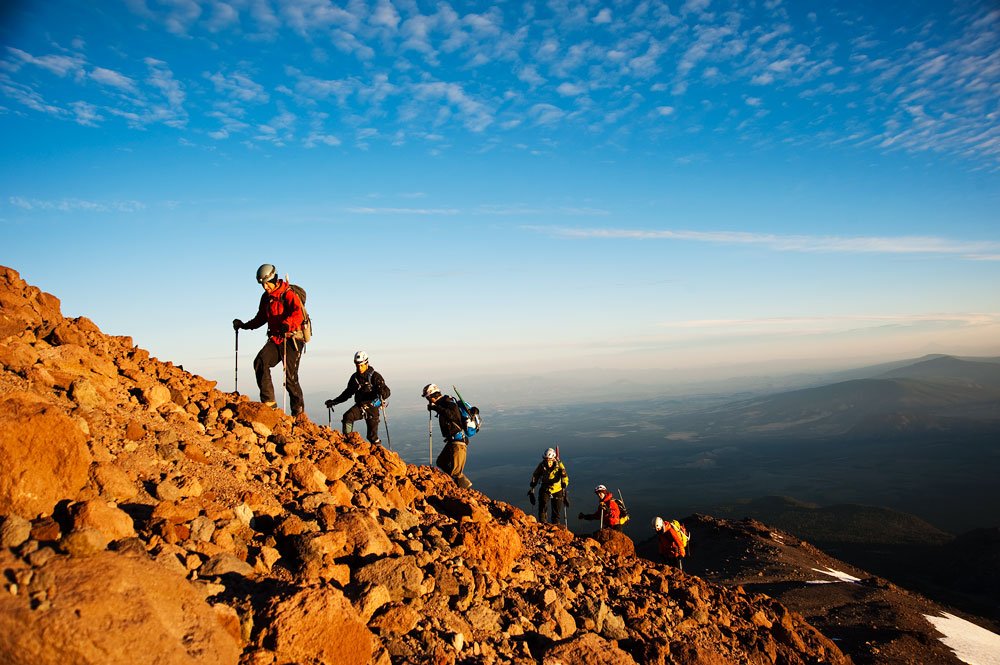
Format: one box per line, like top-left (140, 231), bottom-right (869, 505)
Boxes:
top-left (657, 355), bottom-right (1000, 440)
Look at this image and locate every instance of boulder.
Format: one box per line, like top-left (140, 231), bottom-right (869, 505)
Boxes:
top-left (543, 632), bottom-right (638, 665)
top-left (460, 522), bottom-right (523, 578)
top-left (0, 551), bottom-right (241, 665)
top-left (0, 392), bottom-right (92, 517)
top-left (262, 587), bottom-right (373, 665)
top-left (69, 500), bottom-right (136, 541)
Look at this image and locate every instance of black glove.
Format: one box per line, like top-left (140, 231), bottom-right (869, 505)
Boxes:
top-left (577, 512), bottom-right (585, 520)
top-left (527, 489), bottom-right (536, 506)
top-left (232, 319), bottom-right (243, 331)
top-left (324, 399), bottom-right (336, 409)
top-left (427, 404), bottom-right (434, 412)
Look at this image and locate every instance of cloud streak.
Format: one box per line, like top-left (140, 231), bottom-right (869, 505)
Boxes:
top-left (526, 226), bottom-right (1000, 260)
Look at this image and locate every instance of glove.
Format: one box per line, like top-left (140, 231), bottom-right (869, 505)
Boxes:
top-left (232, 319), bottom-right (243, 331)
top-left (427, 404), bottom-right (434, 412)
top-left (527, 489), bottom-right (535, 506)
top-left (578, 512), bottom-right (585, 520)
top-left (324, 399), bottom-right (336, 409)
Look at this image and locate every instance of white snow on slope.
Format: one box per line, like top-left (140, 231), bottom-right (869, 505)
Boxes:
top-left (806, 567), bottom-right (861, 584)
top-left (925, 612), bottom-right (1000, 665)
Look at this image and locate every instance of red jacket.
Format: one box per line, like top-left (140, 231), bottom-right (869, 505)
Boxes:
top-left (244, 280), bottom-right (304, 345)
top-left (583, 492), bottom-right (621, 527)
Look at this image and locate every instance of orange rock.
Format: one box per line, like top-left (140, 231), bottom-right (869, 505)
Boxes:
top-left (0, 391), bottom-right (92, 518)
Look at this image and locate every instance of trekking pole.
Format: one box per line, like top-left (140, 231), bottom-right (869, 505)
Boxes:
top-left (281, 338), bottom-right (287, 414)
top-left (327, 406), bottom-right (332, 427)
top-left (234, 329), bottom-right (239, 395)
top-left (428, 412), bottom-right (433, 466)
top-left (381, 405), bottom-right (392, 451)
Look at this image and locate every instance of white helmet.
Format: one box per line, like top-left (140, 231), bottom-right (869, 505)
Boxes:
top-left (544, 448), bottom-right (557, 460)
top-left (421, 383), bottom-right (440, 398)
top-left (594, 484), bottom-right (607, 494)
top-left (653, 516), bottom-right (664, 531)
top-left (354, 351), bottom-right (369, 365)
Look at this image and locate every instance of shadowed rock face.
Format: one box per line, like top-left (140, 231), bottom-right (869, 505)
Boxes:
top-left (0, 265), bottom-right (850, 665)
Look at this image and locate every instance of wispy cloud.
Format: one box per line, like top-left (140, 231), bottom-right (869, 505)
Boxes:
top-left (526, 226), bottom-right (1000, 260)
top-left (9, 196), bottom-right (145, 212)
top-left (346, 206), bottom-right (460, 215)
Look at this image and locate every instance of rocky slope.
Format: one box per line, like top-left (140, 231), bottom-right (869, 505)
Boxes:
top-left (0, 265), bottom-right (848, 665)
top-left (638, 515), bottom-right (999, 665)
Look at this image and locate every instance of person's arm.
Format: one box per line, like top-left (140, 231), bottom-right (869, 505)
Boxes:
top-left (375, 372), bottom-right (390, 401)
top-left (242, 292), bottom-right (269, 330)
top-left (329, 376), bottom-right (356, 406)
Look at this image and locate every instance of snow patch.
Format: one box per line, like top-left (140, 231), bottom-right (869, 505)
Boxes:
top-left (924, 612), bottom-right (1000, 665)
top-left (806, 567), bottom-right (861, 584)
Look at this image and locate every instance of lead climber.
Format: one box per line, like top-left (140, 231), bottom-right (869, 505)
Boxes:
top-left (232, 263), bottom-right (306, 417)
top-left (324, 351), bottom-right (390, 445)
top-left (528, 448), bottom-right (569, 525)
top-left (423, 383), bottom-right (472, 489)
top-left (579, 484), bottom-right (624, 531)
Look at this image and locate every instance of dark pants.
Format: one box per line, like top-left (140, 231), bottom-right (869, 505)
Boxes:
top-left (253, 338), bottom-right (303, 414)
top-left (539, 490), bottom-right (565, 524)
top-left (342, 402), bottom-right (381, 444)
top-left (437, 441), bottom-right (471, 489)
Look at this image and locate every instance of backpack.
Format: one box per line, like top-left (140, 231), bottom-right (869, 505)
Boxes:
top-left (671, 520), bottom-right (690, 548)
top-left (614, 491), bottom-right (630, 526)
top-left (451, 386), bottom-right (482, 439)
top-left (288, 284), bottom-right (312, 343)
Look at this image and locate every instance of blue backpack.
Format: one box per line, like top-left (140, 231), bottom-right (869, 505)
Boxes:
top-left (452, 386), bottom-right (482, 439)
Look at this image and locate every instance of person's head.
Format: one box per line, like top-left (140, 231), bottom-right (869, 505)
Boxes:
top-left (256, 264), bottom-right (278, 292)
top-left (594, 484), bottom-right (608, 499)
top-left (354, 350), bottom-right (369, 371)
top-left (421, 383), bottom-right (441, 403)
top-left (543, 447), bottom-right (557, 465)
top-left (652, 516), bottom-right (664, 532)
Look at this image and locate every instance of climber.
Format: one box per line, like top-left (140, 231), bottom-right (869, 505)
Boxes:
top-left (653, 516), bottom-right (690, 570)
top-left (528, 447), bottom-right (569, 525)
top-left (324, 351), bottom-right (390, 445)
top-left (232, 263), bottom-right (306, 416)
top-left (423, 383), bottom-right (472, 489)
top-left (579, 484), bottom-right (623, 531)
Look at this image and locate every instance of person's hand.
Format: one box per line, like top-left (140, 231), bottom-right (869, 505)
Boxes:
top-left (527, 489), bottom-right (535, 506)
top-left (577, 512), bottom-right (585, 520)
top-left (426, 404), bottom-right (434, 412)
top-left (324, 399), bottom-right (336, 409)
top-left (232, 319), bottom-right (243, 331)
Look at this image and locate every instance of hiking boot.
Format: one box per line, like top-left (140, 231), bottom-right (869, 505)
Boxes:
top-left (263, 401), bottom-right (277, 408)
top-left (371, 437), bottom-right (382, 446)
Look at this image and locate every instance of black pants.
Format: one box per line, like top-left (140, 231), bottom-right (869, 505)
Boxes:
top-left (253, 338), bottom-right (303, 414)
top-left (342, 402), bottom-right (381, 444)
top-left (539, 490), bottom-right (565, 524)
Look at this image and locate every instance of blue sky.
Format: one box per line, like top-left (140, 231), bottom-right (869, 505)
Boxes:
top-left (2, 0), bottom-right (999, 403)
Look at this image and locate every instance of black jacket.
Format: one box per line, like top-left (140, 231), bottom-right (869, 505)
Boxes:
top-left (429, 395), bottom-right (465, 442)
top-left (330, 367), bottom-right (390, 406)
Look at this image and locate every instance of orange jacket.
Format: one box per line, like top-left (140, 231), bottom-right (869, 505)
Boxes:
top-left (657, 523), bottom-right (686, 558)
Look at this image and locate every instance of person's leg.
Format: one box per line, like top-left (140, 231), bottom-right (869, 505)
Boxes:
top-left (342, 403), bottom-right (365, 435)
top-left (538, 490), bottom-right (549, 521)
top-left (284, 340), bottom-right (304, 414)
top-left (253, 341), bottom-right (281, 404)
top-left (450, 443), bottom-right (471, 489)
top-left (364, 407), bottom-right (382, 445)
top-left (551, 491), bottom-right (564, 524)
top-left (436, 443), bottom-right (455, 475)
